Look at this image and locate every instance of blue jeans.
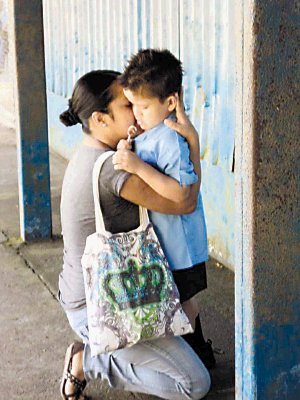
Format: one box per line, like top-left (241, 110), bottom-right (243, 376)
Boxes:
top-left (65, 307), bottom-right (211, 400)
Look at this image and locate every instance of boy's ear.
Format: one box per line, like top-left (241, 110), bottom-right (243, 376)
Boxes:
top-left (91, 111), bottom-right (107, 127)
top-left (167, 94), bottom-right (177, 112)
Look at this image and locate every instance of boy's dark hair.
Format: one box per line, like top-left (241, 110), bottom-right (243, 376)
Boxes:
top-left (60, 70), bottom-right (120, 134)
top-left (120, 49), bottom-right (183, 101)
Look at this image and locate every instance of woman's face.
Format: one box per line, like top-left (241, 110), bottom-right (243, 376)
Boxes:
top-left (105, 82), bottom-right (136, 146)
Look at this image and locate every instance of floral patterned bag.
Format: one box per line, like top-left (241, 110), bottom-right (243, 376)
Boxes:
top-left (82, 151), bottom-right (193, 356)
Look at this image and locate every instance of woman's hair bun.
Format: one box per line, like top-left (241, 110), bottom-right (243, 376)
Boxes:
top-left (59, 109), bottom-right (79, 127)
top-left (59, 99), bottom-right (81, 127)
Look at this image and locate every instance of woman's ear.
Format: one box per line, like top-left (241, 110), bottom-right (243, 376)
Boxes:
top-left (167, 94), bottom-right (177, 112)
top-left (91, 111), bottom-right (107, 127)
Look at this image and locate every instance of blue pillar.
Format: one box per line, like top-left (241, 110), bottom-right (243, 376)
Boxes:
top-left (236, 1), bottom-right (300, 398)
top-left (13, 0), bottom-right (52, 240)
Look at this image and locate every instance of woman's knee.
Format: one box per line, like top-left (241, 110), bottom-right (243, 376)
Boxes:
top-left (182, 365), bottom-right (211, 400)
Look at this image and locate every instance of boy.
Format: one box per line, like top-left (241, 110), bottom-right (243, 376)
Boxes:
top-left (114, 49), bottom-right (215, 368)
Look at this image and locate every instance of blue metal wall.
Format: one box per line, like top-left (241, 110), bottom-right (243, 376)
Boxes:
top-left (43, 0), bottom-right (237, 269)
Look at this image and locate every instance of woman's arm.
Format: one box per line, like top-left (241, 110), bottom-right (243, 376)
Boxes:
top-left (164, 90), bottom-right (201, 189)
top-left (119, 174), bottom-right (198, 214)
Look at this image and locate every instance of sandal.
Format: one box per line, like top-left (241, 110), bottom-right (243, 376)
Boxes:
top-left (60, 341), bottom-right (91, 400)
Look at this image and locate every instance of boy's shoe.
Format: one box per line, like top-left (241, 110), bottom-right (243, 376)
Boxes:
top-left (183, 335), bottom-right (216, 369)
top-left (193, 339), bottom-right (216, 369)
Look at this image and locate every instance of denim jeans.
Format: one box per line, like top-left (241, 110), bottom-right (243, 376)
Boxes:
top-left (65, 307), bottom-right (210, 400)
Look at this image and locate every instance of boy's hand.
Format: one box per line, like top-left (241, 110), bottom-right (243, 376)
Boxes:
top-left (112, 149), bottom-right (142, 174)
top-left (164, 89), bottom-right (198, 141)
top-left (117, 139), bottom-right (131, 150)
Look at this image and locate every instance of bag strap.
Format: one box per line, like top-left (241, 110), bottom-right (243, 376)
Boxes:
top-left (92, 151), bottom-right (150, 233)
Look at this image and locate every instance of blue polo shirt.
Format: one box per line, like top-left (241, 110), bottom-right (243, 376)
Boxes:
top-left (134, 118), bottom-right (208, 271)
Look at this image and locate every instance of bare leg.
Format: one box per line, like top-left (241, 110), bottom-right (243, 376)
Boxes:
top-left (182, 296), bottom-right (199, 330)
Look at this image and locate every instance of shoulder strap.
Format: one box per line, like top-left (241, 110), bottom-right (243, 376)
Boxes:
top-left (92, 151), bottom-right (150, 233)
top-left (92, 151), bottom-right (114, 233)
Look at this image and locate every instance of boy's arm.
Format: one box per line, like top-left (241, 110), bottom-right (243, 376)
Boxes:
top-left (113, 149), bottom-right (191, 202)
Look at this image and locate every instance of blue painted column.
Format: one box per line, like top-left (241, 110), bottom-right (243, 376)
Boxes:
top-left (235, 1), bottom-right (300, 398)
top-left (13, 0), bottom-right (52, 240)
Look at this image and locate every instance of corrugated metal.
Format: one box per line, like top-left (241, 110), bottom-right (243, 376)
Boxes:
top-left (139, 0), bottom-right (179, 56)
top-left (43, 0), bottom-right (141, 97)
top-left (180, 0), bottom-right (235, 170)
top-left (43, 0), bottom-right (179, 96)
top-left (43, 0), bottom-right (237, 269)
top-left (180, 0), bottom-right (235, 268)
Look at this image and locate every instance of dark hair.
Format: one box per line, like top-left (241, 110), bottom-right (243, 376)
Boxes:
top-left (60, 70), bottom-right (120, 133)
top-left (120, 49), bottom-right (183, 101)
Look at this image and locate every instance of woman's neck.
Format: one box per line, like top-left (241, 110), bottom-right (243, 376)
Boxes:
top-left (83, 134), bottom-right (112, 150)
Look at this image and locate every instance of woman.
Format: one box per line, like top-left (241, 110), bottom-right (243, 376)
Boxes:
top-left (58, 70), bottom-right (211, 400)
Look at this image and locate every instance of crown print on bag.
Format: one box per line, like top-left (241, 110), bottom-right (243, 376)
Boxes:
top-left (104, 257), bottom-right (166, 311)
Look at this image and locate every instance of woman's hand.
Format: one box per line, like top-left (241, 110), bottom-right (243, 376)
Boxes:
top-left (164, 89), bottom-right (198, 142)
top-left (112, 148), bottom-right (143, 174)
top-left (165, 88), bottom-right (201, 185)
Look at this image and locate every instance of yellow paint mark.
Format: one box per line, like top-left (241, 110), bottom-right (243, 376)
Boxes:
top-left (6, 237), bottom-right (24, 246)
top-left (201, 147), bottom-right (209, 160)
top-left (208, 236), bottom-right (233, 269)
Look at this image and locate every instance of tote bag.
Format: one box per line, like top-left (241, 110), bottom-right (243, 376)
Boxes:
top-left (82, 151), bottom-right (193, 356)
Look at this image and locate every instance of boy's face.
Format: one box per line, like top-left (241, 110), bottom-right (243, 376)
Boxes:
top-left (123, 88), bottom-right (174, 131)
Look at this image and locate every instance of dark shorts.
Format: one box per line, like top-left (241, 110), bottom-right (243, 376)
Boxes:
top-left (172, 262), bottom-right (207, 303)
